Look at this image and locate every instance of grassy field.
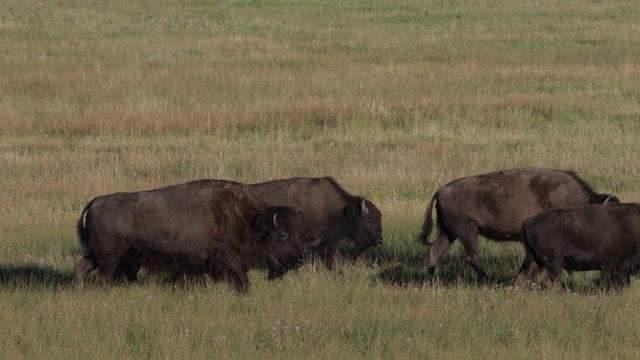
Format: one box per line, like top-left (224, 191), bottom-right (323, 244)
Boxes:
top-left (2, 0), bottom-right (640, 358)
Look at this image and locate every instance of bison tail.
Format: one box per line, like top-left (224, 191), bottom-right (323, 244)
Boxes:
top-left (520, 222), bottom-right (541, 267)
top-left (76, 199), bottom-right (95, 255)
top-left (416, 191), bottom-right (438, 246)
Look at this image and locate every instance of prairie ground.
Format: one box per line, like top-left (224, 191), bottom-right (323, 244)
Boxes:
top-left (1, 0), bottom-right (639, 358)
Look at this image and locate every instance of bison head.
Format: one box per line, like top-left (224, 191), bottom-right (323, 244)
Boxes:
top-left (252, 206), bottom-right (305, 279)
top-left (345, 198), bottom-right (383, 250)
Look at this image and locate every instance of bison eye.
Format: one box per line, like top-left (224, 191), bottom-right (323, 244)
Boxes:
top-left (279, 229), bottom-right (289, 241)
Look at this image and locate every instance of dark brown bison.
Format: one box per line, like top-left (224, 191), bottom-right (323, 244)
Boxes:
top-left (246, 177), bottom-right (383, 272)
top-left (74, 179), bottom-right (305, 293)
top-left (417, 167), bottom-right (619, 281)
top-left (520, 203), bottom-right (640, 289)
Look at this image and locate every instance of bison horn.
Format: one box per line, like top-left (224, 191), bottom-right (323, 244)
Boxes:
top-left (603, 195), bottom-right (612, 205)
top-left (272, 213), bottom-right (279, 227)
top-left (361, 198), bottom-right (369, 215)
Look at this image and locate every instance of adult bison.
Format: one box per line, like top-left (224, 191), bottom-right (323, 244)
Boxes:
top-left (417, 167), bottom-right (619, 281)
top-left (246, 177), bottom-right (383, 272)
top-left (520, 203), bottom-right (640, 289)
top-left (74, 179), bottom-right (305, 293)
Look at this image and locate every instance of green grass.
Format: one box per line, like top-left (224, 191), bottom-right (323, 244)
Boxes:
top-left (2, 0), bottom-right (640, 358)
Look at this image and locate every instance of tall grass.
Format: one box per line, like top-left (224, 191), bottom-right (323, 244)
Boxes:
top-left (1, 0), bottom-right (640, 358)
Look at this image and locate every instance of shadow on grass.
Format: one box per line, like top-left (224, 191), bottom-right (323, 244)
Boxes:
top-left (339, 241), bottom-right (527, 289)
top-left (360, 243), bottom-right (609, 294)
top-left (375, 253), bottom-right (523, 288)
top-left (0, 246), bottom-right (610, 294)
top-left (0, 264), bottom-right (208, 291)
top-left (0, 264), bottom-right (74, 290)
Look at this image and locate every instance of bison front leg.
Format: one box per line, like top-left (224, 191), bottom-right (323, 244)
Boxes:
top-left (217, 263), bottom-right (249, 293)
top-left (321, 248), bottom-right (341, 274)
top-left (214, 254), bottom-right (251, 294)
top-left (229, 270), bottom-right (250, 294)
top-left (544, 252), bottom-right (565, 289)
top-left (514, 248), bottom-right (540, 288)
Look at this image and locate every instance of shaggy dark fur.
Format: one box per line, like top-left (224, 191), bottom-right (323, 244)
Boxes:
top-left (417, 167), bottom-right (620, 281)
top-left (521, 203), bottom-right (640, 289)
top-left (246, 177), bottom-right (383, 273)
top-left (75, 180), bottom-right (304, 293)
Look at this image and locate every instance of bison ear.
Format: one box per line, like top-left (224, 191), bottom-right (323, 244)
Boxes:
top-left (254, 213), bottom-right (271, 231)
top-left (344, 201), bottom-right (363, 220)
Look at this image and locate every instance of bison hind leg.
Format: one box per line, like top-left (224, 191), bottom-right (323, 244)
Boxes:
top-left (426, 230), bottom-right (456, 276)
top-left (74, 256), bottom-right (96, 288)
top-left (601, 266), bottom-right (629, 291)
top-left (514, 250), bottom-right (541, 288)
top-left (96, 260), bottom-right (119, 291)
top-left (113, 260), bottom-right (141, 283)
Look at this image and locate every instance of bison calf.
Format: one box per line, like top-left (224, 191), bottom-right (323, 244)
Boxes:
top-left (520, 203), bottom-right (640, 289)
top-left (74, 180), bottom-right (305, 293)
top-left (418, 167), bottom-right (619, 281)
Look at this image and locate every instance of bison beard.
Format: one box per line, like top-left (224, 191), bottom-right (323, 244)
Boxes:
top-left (416, 167), bottom-right (620, 281)
top-left (74, 180), bottom-right (304, 293)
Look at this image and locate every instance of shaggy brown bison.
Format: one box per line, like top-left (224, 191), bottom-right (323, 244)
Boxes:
top-left (520, 203), bottom-right (640, 289)
top-left (246, 177), bottom-right (383, 272)
top-left (74, 180), bottom-right (305, 293)
top-left (417, 167), bottom-right (619, 281)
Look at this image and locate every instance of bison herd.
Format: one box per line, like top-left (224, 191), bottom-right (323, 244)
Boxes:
top-left (75, 177), bottom-right (382, 293)
top-left (75, 167), bottom-right (640, 293)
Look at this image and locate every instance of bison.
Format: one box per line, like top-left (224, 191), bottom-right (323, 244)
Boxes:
top-left (74, 179), bottom-right (305, 293)
top-left (417, 167), bottom-right (619, 281)
top-left (246, 177), bottom-right (383, 272)
top-left (520, 203), bottom-right (640, 289)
